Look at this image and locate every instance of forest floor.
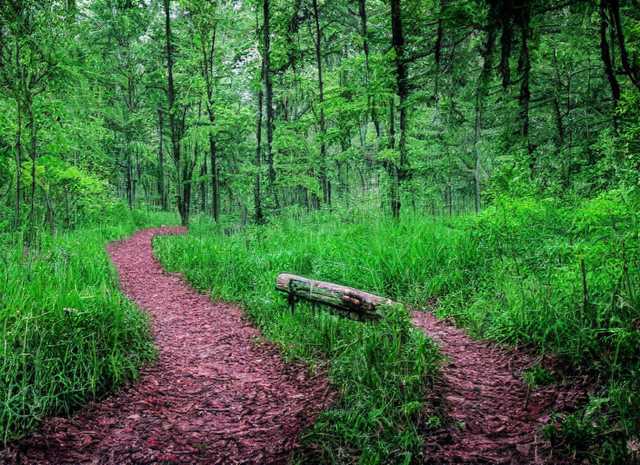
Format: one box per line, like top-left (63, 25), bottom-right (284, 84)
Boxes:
top-left (1, 226), bottom-right (591, 465)
top-left (1, 228), bottom-right (333, 465)
top-left (413, 311), bottom-right (589, 465)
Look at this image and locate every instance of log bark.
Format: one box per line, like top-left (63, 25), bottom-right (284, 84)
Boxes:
top-left (276, 273), bottom-right (395, 320)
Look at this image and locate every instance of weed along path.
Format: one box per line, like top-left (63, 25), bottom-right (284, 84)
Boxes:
top-left (3, 228), bottom-right (333, 465)
top-left (412, 311), bottom-right (587, 465)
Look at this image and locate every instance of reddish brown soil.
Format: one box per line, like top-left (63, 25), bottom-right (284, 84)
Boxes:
top-left (1, 228), bottom-right (333, 465)
top-left (412, 311), bottom-right (588, 465)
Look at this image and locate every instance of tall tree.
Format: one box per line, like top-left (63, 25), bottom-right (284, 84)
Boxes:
top-left (389, 0), bottom-right (408, 218)
top-left (312, 0), bottom-right (330, 206)
top-left (163, 0), bottom-right (192, 226)
top-left (262, 0), bottom-right (278, 209)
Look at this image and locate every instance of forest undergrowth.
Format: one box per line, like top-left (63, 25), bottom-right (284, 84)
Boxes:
top-left (156, 187), bottom-right (640, 465)
top-left (0, 208), bottom-right (176, 443)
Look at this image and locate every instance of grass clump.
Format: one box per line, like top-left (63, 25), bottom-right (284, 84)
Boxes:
top-left (0, 208), bottom-right (177, 443)
top-left (155, 216), bottom-right (441, 465)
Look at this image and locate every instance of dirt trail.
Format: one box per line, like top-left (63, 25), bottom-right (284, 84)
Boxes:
top-left (412, 311), bottom-right (587, 465)
top-left (2, 228), bottom-right (333, 465)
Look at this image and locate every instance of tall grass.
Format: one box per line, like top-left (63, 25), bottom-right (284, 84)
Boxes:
top-left (431, 191), bottom-right (640, 464)
top-left (160, 188), bottom-right (639, 464)
top-left (155, 214), bottom-right (442, 465)
top-left (0, 208), bottom-right (177, 443)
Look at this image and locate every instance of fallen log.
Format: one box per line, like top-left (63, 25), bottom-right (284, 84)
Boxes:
top-left (275, 273), bottom-right (395, 321)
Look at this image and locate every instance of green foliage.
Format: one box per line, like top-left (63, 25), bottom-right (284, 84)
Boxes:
top-left (426, 192), bottom-right (640, 464)
top-left (522, 365), bottom-right (555, 388)
top-left (0, 210), bottom-right (177, 443)
top-left (160, 188), bottom-right (639, 463)
top-left (155, 215), bottom-right (441, 465)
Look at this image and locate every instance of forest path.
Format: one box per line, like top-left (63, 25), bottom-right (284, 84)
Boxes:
top-left (3, 228), bottom-right (332, 465)
top-left (412, 311), bottom-right (587, 465)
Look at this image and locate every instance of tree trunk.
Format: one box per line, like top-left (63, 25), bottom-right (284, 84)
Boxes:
top-left (262, 0), bottom-right (279, 208)
top-left (390, 0), bottom-right (407, 218)
top-left (388, 96), bottom-right (400, 218)
top-left (198, 19), bottom-right (220, 222)
top-left (163, 0), bottom-right (187, 226)
top-left (254, 10), bottom-right (264, 224)
top-left (358, 0), bottom-right (380, 138)
top-left (14, 97), bottom-right (22, 230)
top-left (157, 108), bottom-right (167, 210)
top-left (126, 146), bottom-right (133, 209)
top-left (517, 2), bottom-right (533, 173)
top-left (312, 0), bottom-right (329, 206)
top-left (472, 20), bottom-right (496, 214)
top-left (200, 156), bottom-right (207, 212)
top-left (43, 186), bottom-right (55, 235)
top-left (599, 0), bottom-right (621, 129)
top-left (27, 98), bottom-right (37, 245)
top-left (209, 135), bottom-right (220, 221)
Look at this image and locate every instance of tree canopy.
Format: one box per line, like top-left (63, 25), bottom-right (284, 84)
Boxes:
top-left (0, 0), bottom-right (638, 233)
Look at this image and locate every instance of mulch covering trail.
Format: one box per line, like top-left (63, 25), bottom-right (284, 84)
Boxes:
top-left (412, 311), bottom-right (589, 465)
top-left (1, 228), bottom-right (333, 465)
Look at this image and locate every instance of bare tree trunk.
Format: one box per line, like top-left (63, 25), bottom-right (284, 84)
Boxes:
top-left (200, 156), bottom-right (207, 212)
top-left (599, 0), bottom-right (621, 130)
top-left (26, 97), bottom-right (37, 245)
top-left (358, 0), bottom-right (380, 138)
top-left (198, 18), bottom-right (221, 222)
top-left (517, 2), bottom-right (533, 175)
top-left (472, 18), bottom-right (496, 214)
top-left (210, 135), bottom-right (219, 221)
top-left (387, 96), bottom-right (400, 218)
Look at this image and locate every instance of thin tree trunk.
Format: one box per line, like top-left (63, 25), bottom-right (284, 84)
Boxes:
top-left (390, 0), bottom-right (407, 218)
top-left (14, 98), bottom-right (22, 230)
top-left (163, 0), bottom-right (186, 225)
top-left (254, 10), bottom-right (264, 224)
top-left (198, 22), bottom-right (220, 222)
top-left (43, 187), bottom-right (55, 235)
top-left (312, 0), bottom-right (329, 206)
top-left (608, 0), bottom-right (640, 91)
top-left (157, 108), bottom-right (167, 210)
top-left (433, 0), bottom-right (446, 100)
top-left (262, 0), bottom-right (279, 208)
